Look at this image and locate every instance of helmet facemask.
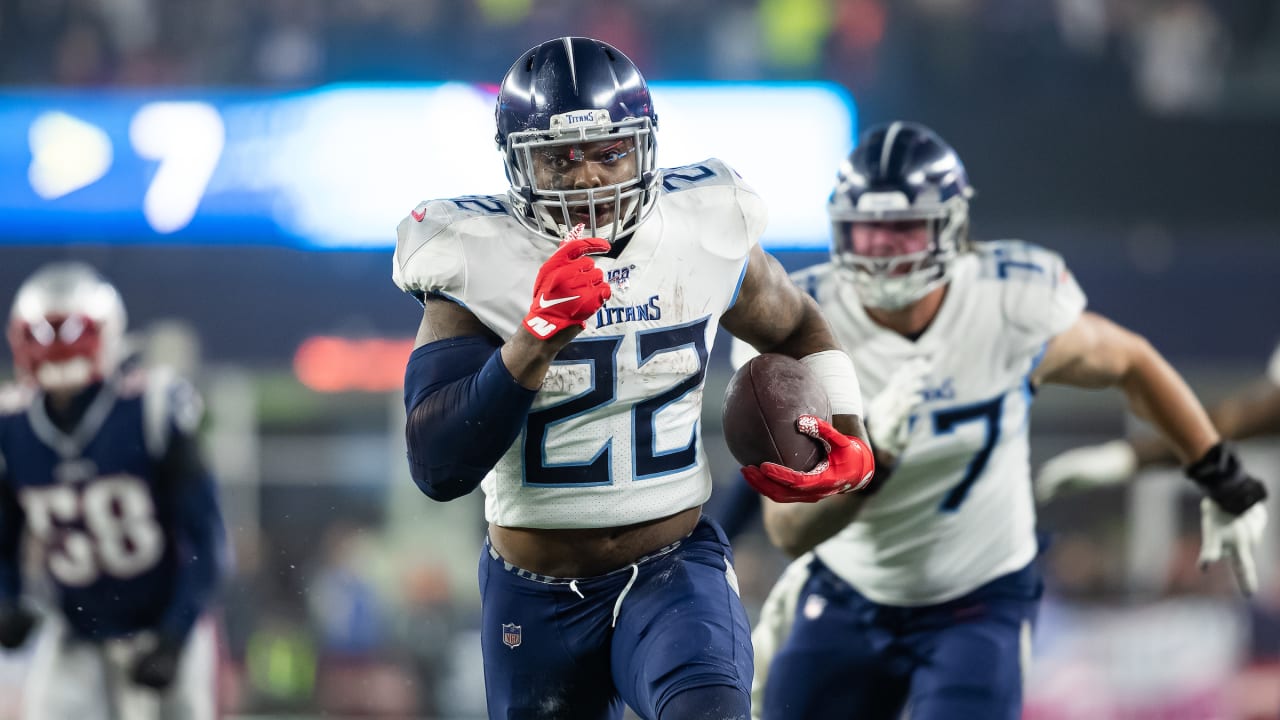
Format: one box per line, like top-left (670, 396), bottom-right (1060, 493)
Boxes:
top-left (503, 110), bottom-right (658, 244)
top-left (7, 264), bottom-right (127, 393)
top-left (830, 193), bottom-right (970, 310)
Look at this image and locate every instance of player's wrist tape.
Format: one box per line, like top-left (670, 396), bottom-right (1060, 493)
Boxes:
top-left (800, 350), bottom-right (864, 417)
top-left (1186, 442), bottom-right (1268, 515)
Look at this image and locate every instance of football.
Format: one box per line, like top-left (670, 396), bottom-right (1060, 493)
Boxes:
top-left (722, 353), bottom-right (831, 471)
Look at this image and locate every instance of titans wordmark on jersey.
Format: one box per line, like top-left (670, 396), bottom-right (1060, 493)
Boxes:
top-left (0, 367), bottom-right (221, 639)
top-left (739, 241), bottom-right (1086, 606)
top-left (394, 159), bottom-right (766, 529)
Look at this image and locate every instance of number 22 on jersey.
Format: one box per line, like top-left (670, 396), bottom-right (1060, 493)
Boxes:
top-left (524, 318), bottom-right (710, 486)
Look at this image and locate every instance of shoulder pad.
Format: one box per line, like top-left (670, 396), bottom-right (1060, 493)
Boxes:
top-left (976, 240), bottom-right (1063, 282)
top-left (977, 240), bottom-right (1087, 342)
top-left (392, 196), bottom-right (508, 300)
top-left (660, 158), bottom-right (768, 255)
top-left (659, 158), bottom-right (749, 193)
top-left (0, 383), bottom-right (33, 417)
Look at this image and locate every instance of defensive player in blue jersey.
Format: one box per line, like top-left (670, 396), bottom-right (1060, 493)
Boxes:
top-left (739, 122), bottom-right (1270, 719)
top-left (0, 262), bottom-right (225, 720)
top-left (393, 37), bottom-right (878, 720)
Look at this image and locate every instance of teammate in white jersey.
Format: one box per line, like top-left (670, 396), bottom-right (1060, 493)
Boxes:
top-left (392, 37), bottom-right (876, 720)
top-left (742, 122), bottom-right (1270, 719)
top-left (1037, 340), bottom-right (1280, 592)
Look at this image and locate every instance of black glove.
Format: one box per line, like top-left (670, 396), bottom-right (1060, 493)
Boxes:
top-left (1186, 442), bottom-right (1269, 516)
top-left (130, 635), bottom-right (184, 690)
top-left (0, 603), bottom-right (38, 650)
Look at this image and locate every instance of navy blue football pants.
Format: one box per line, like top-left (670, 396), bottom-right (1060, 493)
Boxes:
top-left (763, 557), bottom-right (1042, 720)
top-left (479, 515), bottom-right (753, 719)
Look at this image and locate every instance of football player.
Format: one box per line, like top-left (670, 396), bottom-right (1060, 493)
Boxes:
top-left (393, 37), bottom-right (876, 719)
top-left (739, 122), bottom-right (1269, 719)
top-left (0, 262), bottom-right (225, 720)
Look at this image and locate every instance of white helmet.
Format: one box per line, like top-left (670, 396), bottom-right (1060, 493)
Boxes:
top-left (7, 262), bottom-right (128, 392)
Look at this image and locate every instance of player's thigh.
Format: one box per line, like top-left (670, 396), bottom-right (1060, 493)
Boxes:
top-left (761, 567), bottom-right (908, 720)
top-left (907, 605), bottom-right (1034, 720)
top-left (159, 620), bottom-right (218, 720)
top-left (478, 541), bottom-right (623, 720)
top-left (23, 622), bottom-right (111, 720)
top-left (611, 518), bottom-right (753, 719)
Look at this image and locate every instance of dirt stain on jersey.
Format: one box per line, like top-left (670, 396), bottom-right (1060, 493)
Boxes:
top-left (541, 364), bottom-right (591, 395)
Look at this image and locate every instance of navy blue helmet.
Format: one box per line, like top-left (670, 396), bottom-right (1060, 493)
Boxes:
top-left (828, 121), bottom-right (974, 309)
top-left (495, 37), bottom-right (660, 243)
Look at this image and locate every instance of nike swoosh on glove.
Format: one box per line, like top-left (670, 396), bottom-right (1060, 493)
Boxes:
top-left (742, 415), bottom-right (876, 503)
top-left (523, 224), bottom-right (612, 340)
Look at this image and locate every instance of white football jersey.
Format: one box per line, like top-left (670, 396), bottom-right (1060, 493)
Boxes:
top-left (394, 158), bottom-right (765, 529)
top-left (788, 241), bottom-right (1084, 605)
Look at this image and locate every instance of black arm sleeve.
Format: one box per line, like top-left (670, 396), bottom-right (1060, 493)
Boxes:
top-left (404, 337), bottom-right (539, 501)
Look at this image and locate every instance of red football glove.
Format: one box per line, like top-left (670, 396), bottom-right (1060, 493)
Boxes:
top-left (741, 415), bottom-right (876, 503)
top-left (523, 227), bottom-right (612, 340)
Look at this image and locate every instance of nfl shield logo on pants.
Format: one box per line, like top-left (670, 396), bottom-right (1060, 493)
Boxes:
top-left (502, 623), bottom-right (522, 649)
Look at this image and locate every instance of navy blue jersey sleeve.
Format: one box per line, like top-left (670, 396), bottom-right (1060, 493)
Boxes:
top-left (0, 471), bottom-right (23, 603)
top-left (153, 424), bottom-right (226, 642)
top-left (403, 336), bottom-right (538, 501)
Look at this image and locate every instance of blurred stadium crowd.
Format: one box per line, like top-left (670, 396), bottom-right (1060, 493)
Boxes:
top-left (2, 0), bottom-right (1279, 116)
top-left (2, 1), bottom-right (1280, 719)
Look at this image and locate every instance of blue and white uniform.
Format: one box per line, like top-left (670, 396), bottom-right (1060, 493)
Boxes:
top-left (395, 158), bottom-right (762, 719)
top-left (0, 368), bottom-right (224, 720)
top-left (747, 241), bottom-right (1086, 720)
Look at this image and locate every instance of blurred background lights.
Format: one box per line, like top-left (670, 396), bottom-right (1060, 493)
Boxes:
top-left (128, 101), bottom-right (225, 234)
top-left (293, 336), bottom-right (414, 393)
top-left (28, 111), bottom-right (113, 200)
